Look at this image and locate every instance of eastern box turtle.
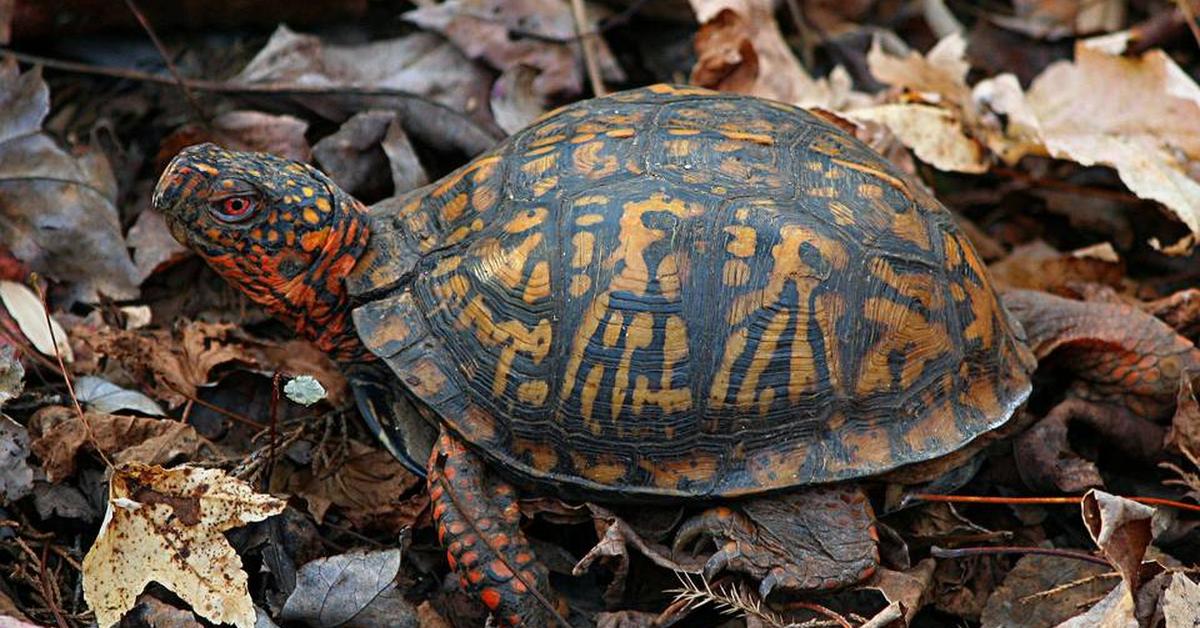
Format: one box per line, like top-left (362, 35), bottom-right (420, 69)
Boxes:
top-left (153, 84), bottom-right (1035, 625)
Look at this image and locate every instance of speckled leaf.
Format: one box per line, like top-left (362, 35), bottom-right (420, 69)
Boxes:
top-left (1163, 573), bottom-right (1200, 628)
top-left (82, 463), bottom-right (286, 627)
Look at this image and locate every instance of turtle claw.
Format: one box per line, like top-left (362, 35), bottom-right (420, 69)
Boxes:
top-left (702, 541), bottom-right (741, 581)
top-left (673, 487), bottom-right (879, 595)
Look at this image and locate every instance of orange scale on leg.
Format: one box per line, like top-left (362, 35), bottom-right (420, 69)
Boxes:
top-left (489, 559), bottom-right (515, 579)
top-left (481, 588), bottom-right (503, 610)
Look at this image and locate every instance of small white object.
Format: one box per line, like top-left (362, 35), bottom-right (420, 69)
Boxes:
top-left (0, 280), bottom-right (74, 362)
top-left (284, 376), bottom-right (327, 407)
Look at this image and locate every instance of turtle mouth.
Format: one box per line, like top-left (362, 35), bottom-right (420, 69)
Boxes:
top-left (164, 214), bottom-right (191, 246)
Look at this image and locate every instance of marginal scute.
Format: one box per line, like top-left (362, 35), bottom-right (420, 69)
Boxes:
top-left (352, 84), bottom-right (1034, 500)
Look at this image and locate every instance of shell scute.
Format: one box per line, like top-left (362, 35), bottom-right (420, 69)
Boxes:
top-left (354, 85), bottom-right (1034, 499)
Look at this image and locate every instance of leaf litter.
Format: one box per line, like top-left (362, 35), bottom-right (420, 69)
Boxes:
top-left (3, 1), bottom-right (1200, 627)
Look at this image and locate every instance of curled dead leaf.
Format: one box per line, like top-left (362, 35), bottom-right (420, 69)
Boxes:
top-left (404, 0), bottom-right (623, 99)
top-left (847, 104), bottom-right (989, 173)
top-left (29, 406), bottom-right (214, 482)
top-left (272, 440), bottom-right (421, 528)
top-left (689, 0), bottom-right (850, 107)
top-left (1081, 490), bottom-right (1153, 597)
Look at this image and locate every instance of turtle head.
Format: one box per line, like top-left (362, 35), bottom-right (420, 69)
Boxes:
top-left (153, 143), bottom-right (372, 362)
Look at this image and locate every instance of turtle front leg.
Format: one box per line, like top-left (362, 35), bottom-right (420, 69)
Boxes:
top-left (428, 428), bottom-right (567, 627)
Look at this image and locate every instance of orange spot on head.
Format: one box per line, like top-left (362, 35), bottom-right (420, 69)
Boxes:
top-left (301, 229), bottom-right (327, 252)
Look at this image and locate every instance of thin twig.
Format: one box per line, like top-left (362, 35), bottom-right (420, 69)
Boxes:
top-left (31, 277), bottom-right (113, 470)
top-left (1018, 571), bottom-right (1120, 604)
top-left (161, 379), bottom-right (262, 429)
top-left (2, 48), bottom-right (465, 101)
top-left (569, 0), bottom-right (606, 97)
top-left (932, 544), bottom-right (1112, 567)
top-left (12, 537), bottom-right (68, 628)
top-left (38, 542), bottom-right (69, 628)
top-left (263, 371), bottom-right (282, 492)
top-left (910, 492), bottom-right (1200, 514)
top-left (122, 0), bottom-right (207, 125)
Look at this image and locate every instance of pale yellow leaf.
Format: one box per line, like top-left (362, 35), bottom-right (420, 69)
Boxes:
top-left (847, 104), bottom-right (989, 173)
top-left (867, 33), bottom-right (972, 109)
top-left (1025, 44), bottom-right (1200, 242)
top-left (0, 280), bottom-right (73, 362)
top-left (82, 463), bottom-right (285, 628)
top-left (972, 73), bottom-right (1045, 164)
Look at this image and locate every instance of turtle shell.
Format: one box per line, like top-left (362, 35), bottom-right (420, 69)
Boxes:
top-left (349, 84), bottom-right (1035, 500)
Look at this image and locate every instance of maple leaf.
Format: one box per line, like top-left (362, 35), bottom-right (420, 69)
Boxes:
top-left (82, 463), bottom-right (285, 627)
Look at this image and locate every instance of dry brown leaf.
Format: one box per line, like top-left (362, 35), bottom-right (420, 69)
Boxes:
top-left (280, 549), bottom-right (415, 627)
top-left (29, 406), bottom-right (214, 481)
top-left (80, 321), bottom-right (255, 408)
top-left (1081, 490), bottom-right (1153, 597)
top-left (126, 209), bottom-right (188, 283)
top-left (234, 24), bottom-right (492, 122)
top-left (987, 240), bottom-right (1123, 293)
top-left (491, 65), bottom-right (546, 136)
top-left (992, 0), bottom-right (1126, 40)
top-left (0, 60), bottom-right (138, 302)
top-left (689, 0), bottom-right (820, 105)
top-left (865, 559), bottom-right (936, 623)
top-left (1166, 375), bottom-right (1200, 461)
top-left (273, 440), bottom-right (420, 527)
top-left (857, 34), bottom-right (1010, 172)
top-left (1023, 43), bottom-right (1200, 246)
top-left (313, 110), bottom-right (430, 201)
top-left (981, 554), bottom-right (1116, 628)
top-left (404, 0), bottom-right (623, 99)
top-left (82, 463), bottom-right (285, 627)
top-left (868, 33), bottom-right (973, 108)
top-left (247, 338), bottom-right (348, 407)
top-left (0, 414), bottom-right (31, 503)
top-left (208, 111), bottom-right (311, 162)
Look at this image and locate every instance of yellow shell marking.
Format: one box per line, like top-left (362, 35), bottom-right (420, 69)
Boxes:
top-left (605, 194), bottom-right (690, 296)
top-left (610, 312), bottom-right (654, 423)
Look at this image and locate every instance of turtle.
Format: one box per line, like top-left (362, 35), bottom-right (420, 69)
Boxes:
top-left (152, 84), bottom-right (1035, 626)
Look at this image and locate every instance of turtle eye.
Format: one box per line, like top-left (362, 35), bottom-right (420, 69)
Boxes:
top-left (211, 196), bottom-right (258, 222)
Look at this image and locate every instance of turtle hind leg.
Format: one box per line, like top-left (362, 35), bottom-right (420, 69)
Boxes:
top-left (673, 485), bottom-right (879, 597)
top-left (428, 428), bottom-right (568, 627)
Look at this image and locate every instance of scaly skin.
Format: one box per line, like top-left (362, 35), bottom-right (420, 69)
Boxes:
top-left (153, 143), bottom-right (563, 626)
top-left (1002, 289), bottom-right (1200, 421)
top-left (151, 85), bottom-right (1036, 621)
top-left (429, 428), bottom-right (566, 627)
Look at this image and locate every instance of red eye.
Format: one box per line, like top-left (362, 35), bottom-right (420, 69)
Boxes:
top-left (212, 196), bottom-right (257, 222)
